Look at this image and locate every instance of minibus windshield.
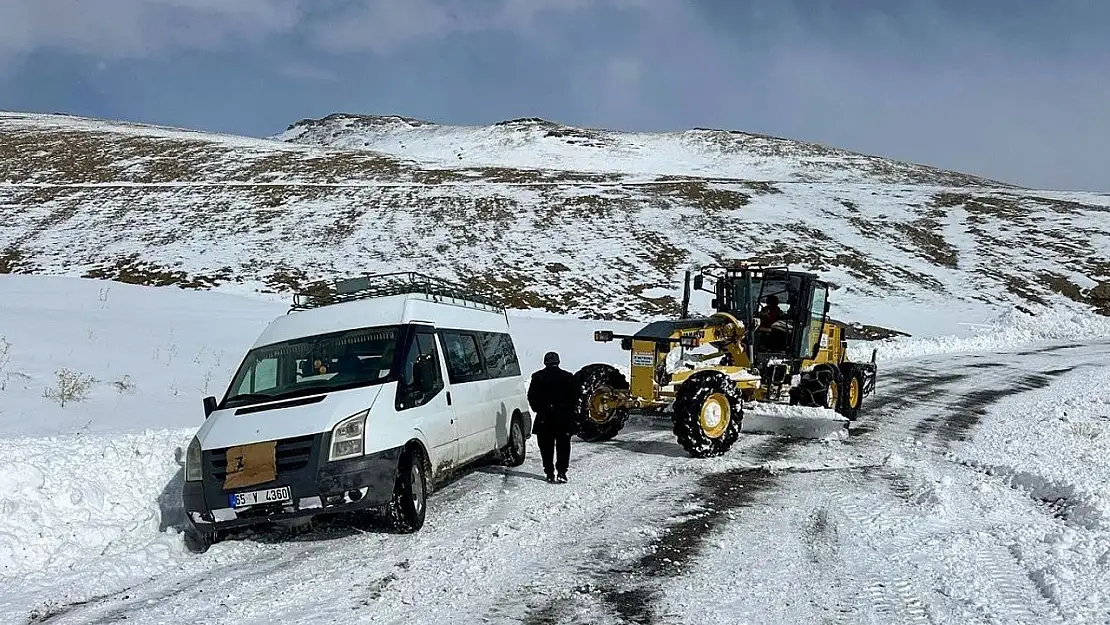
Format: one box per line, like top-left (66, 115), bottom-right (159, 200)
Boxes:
top-left (222, 326), bottom-right (400, 409)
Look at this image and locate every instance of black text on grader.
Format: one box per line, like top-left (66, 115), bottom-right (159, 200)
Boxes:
top-left (572, 261), bottom-right (878, 458)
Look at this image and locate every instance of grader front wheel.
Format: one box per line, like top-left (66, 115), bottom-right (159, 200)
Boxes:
top-left (573, 364), bottom-right (630, 442)
top-left (672, 371), bottom-right (743, 458)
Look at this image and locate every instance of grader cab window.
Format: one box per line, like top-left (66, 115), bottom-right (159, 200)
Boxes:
top-left (722, 271), bottom-right (817, 360)
top-left (797, 285), bottom-right (829, 359)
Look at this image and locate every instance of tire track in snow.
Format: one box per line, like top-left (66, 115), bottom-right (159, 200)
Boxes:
top-left (514, 435), bottom-right (801, 625)
top-left (846, 370), bottom-right (969, 441)
top-left (827, 446), bottom-right (1072, 621)
top-left (613, 346), bottom-right (1104, 624)
top-left (27, 544), bottom-right (334, 624)
top-left (965, 543), bottom-right (1066, 624)
top-left (829, 363), bottom-right (1070, 625)
top-left (855, 577), bottom-right (931, 625)
top-left (857, 353), bottom-right (1079, 457)
top-left (821, 469), bottom-right (936, 624)
top-left (911, 371), bottom-right (1060, 448)
top-left (527, 361), bottom-right (979, 624)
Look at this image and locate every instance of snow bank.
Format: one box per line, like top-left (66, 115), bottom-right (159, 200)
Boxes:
top-left (851, 303), bottom-right (1110, 363)
top-left (0, 275), bottom-right (639, 438)
top-left (0, 428), bottom-right (193, 577)
top-left (951, 363), bottom-right (1110, 623)
top-left (506, 313), bottom-right (643, 376)
top-left (955, 365), bottom-right (1110, 532)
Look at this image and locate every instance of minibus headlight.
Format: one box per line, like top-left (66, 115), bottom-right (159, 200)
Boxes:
top-left (329, 410), bottom-right (368, 461)
top-left (185, 437), bottom-right (203, 482)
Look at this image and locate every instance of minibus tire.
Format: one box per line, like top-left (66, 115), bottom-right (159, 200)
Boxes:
top-left (388, 446), bottom-right (427, 533)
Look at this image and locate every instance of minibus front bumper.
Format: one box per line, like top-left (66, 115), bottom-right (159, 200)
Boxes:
top-left (182, 433), bottom-right (403, 531)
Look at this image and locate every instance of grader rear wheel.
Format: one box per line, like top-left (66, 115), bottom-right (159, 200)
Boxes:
top-left (838, 368), bottom-right (865, 421)
top-left (672, 370), bottom-right (743, 458)
top-left (791, 365), bottom-right (844, 411)
top-left (825, 376), bottom-right (840, 410)
top-left (573, 364), bottom-right (630, 442)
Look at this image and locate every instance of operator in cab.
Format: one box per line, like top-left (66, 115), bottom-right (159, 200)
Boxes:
top-left (758, 294), bottom-right (784, 328)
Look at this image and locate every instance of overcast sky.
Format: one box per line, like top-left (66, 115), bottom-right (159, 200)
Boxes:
top-left (1, 0), bottom-right (1107, 191)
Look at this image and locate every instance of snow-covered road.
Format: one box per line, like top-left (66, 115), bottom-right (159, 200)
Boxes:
top-left (10, 338), bottom-right (1109, 625)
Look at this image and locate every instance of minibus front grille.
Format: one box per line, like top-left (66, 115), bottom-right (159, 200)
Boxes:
top-left (207, 434), bottom-right (317, 483)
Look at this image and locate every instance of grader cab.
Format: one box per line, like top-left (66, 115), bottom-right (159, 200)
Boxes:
top-left (573, 261), bottom-right (878, 458)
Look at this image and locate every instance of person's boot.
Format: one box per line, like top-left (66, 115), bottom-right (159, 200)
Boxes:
top-left (546, 473), bottom-right (556, 483)
top-left (556, 473), bottom-right (568, 484)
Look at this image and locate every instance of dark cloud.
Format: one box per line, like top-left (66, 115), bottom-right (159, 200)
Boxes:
top-left (0, 0), bottom-right (302, 62)
top-left (0, 0), bottom-right (1106, 191)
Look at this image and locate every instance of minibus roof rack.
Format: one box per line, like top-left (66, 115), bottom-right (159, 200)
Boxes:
top-left (290, 271), bottom-right (505, 313)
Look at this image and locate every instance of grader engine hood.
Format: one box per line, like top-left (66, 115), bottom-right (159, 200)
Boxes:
top-left (598, 314), bottom-right (747, 400)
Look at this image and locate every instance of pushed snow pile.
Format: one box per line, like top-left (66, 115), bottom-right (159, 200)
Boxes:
top-left (944, 362), bottom-right (1110, 622)
top-left (741, 403), bottom-right (848, 440)
top-left (0, 429), bottom-right (193, 578)
top-left (954, 364), bottom-right (1110, 532)
top-left (853, 302), bottom-right (1110, 363)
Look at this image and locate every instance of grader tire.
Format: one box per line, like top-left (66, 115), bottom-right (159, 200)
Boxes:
top-left (792, 365), bottom-right (843, 410)
top-left (839, 368), bottom-right (865, 421)
top-left (573, 364), bottom-right (630, 442)
top-left (672, 370), bottom-right (743, 458)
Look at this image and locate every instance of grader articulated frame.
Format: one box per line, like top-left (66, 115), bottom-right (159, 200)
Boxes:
top-left (572, 260), bottom-right (878, 458)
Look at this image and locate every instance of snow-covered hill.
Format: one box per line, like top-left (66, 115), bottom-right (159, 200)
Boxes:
top-left (2, 111), bottom-right (1109, 337)
top-left (278, 113), bottom-right (1010, 186)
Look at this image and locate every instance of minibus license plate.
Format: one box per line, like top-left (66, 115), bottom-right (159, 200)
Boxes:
top-left (229, 486), bottom-right (291, 508)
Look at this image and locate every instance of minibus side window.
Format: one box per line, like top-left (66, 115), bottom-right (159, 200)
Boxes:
top-left (439, 331), bottom-right (486, 383)
top-left (478, 332), bottom-right (521, 378)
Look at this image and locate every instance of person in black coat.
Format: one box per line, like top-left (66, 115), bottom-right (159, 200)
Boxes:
top-left (527, 351), bottom-right (580, 483)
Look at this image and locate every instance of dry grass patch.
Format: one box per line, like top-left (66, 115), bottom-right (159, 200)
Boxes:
top-left (890, 219), bottom-right (959, 268)
top-left (1, 129), bottom-right (127, 183)
top-left (472, 196), bottom-right (519, 224)
top-left (0, 129), bottom-right (228, 184)
top-left (933, 192), bottom-right (1029, 224)
top-left (265, 267), bottom-right (325, 295)
top-left (228, 150), bottom-right (408, 183)
top-left (457, 268), bottom-right (551, 311)
top-left (643, 179), bottom-right (751, 212)
top-left (0, 247), bottom-right (29, 273)
top-left (633, 232), bottom-right (689, 278)
top-left (996, 272), bottom-right (1049, 307)
top-left (1041, 273), bottom-right (1110, 315)
top-left (83, 255), bottom-right (222, 289)
top-left (411, 168), bottom-right (475, 185)
top-left (467, 166), bottom-right (622, 185)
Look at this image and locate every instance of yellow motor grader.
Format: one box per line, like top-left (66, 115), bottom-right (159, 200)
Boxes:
top-left (573, 261), bottom-right (878, 457)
